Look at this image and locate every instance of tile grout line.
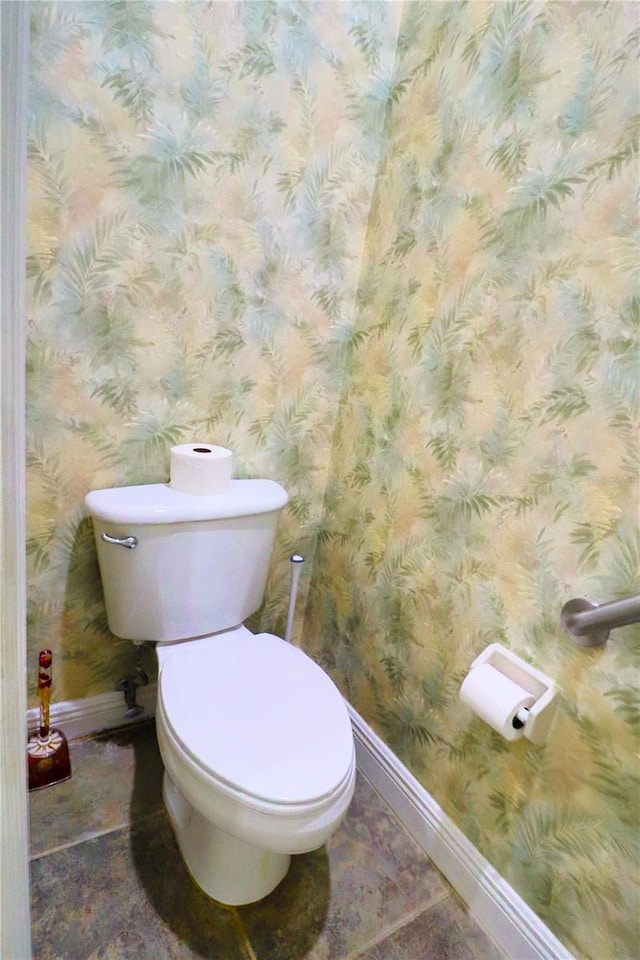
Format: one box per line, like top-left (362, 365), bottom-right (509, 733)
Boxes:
top-left (358, 769), bottom-right (446, 872)
top-left (29, 808), bottom-right (166, 862)
top-left (230, 908), bottom-right (259, 960)
top-left (346, 890), bottom-right (452, 960)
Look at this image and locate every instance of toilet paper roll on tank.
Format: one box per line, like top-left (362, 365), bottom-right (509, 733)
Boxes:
top-left (169, 444), bottom-right (233, 495)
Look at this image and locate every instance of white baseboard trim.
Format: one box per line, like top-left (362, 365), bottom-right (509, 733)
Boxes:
top-left (348, 705), bottom-right (576, 960)
top-left (27, 684), bottom-right (157, 742)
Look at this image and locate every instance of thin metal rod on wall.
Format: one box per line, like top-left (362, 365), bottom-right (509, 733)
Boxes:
top-left (561, 593), bottom-right (640, 647)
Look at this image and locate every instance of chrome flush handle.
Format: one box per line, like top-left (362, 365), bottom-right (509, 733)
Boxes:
top-left (101, 532), bottom-right (138, 549)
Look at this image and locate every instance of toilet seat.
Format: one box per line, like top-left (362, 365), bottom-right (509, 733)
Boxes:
top-left (158, 628), bottom-right (354, 806)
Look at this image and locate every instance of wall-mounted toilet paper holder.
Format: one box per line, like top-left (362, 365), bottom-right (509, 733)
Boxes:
top-left (463, 644), bottom-right (561, 746)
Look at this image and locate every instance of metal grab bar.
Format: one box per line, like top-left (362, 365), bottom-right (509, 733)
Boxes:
top-left (561, 593), bottom-right (640, 647)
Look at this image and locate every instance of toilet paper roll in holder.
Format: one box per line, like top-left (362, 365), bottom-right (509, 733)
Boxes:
top-left (465, 644), bottom-right (561, 746)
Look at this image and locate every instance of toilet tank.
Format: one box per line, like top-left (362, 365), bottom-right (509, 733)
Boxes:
top-left (85, 480), bottom-right (288, 643)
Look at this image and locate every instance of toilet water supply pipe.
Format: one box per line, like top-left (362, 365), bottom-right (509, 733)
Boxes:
top-left (284, 555), bottom-right (305, 643)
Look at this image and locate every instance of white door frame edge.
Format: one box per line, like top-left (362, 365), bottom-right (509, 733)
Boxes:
top-left (0, 3), bottom-right (31, 958)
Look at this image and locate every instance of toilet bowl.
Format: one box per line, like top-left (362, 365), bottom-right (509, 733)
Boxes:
top-left (155, 626), bottom-right (356, 904)
top-left (85, 463), bottom-right (356, 905)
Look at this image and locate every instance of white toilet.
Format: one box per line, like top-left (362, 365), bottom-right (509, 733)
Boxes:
top-left (85, 477), bottom-right (356, 905)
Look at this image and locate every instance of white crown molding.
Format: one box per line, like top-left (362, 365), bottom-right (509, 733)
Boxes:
top-left (347, 705), bottom-right (576, 960)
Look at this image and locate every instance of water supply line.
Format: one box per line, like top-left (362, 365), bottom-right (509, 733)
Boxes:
top-left (115, 643), bottom-right (150, 718)
top-left (285, 554), bottom-right (305, 643)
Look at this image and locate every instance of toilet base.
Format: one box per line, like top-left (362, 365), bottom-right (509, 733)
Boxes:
top-left (163, 772), bottom-right (291, 905)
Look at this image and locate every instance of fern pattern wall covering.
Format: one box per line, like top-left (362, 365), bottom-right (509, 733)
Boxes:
top-left (305, 4), bottom-right (639, 959)
top-left (27, 0), bottom-right (400, 691)
top-left (27, 3), bottom-right (638, 959)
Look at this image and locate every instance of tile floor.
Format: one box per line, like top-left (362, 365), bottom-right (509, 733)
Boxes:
top-left (29, 722), bottom-right (507, 960)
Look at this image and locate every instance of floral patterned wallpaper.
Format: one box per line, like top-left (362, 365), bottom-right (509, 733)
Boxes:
top-left (27, 3), bottom-right (638, 959)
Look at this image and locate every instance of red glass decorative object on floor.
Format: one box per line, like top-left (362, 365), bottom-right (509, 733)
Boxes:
top-left (27, 649), bottom-right (72, 790)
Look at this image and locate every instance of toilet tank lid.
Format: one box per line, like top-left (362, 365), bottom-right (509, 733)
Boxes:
top-left (85, 479), bottom-right (288, 525)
